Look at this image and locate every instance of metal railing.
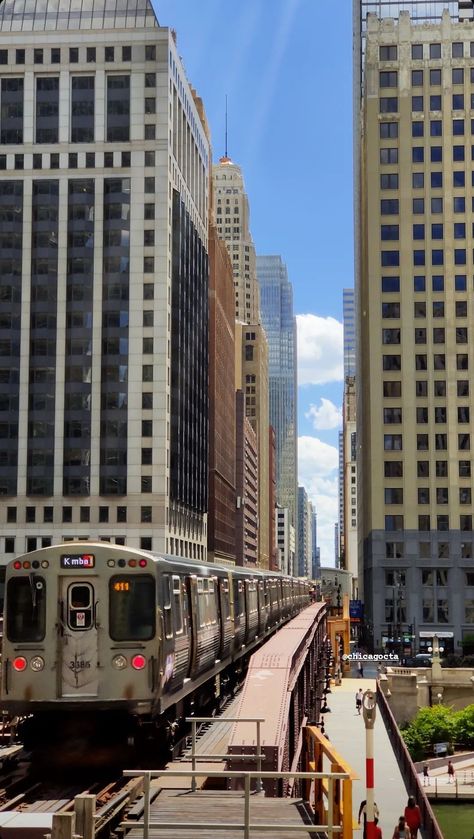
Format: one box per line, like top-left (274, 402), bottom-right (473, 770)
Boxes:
top-left (432, 771), bottom-right (474, 797)
top-left (122, 768), bottom-right (350, 839)
top-left (185, 715), bottom-right (264, 792)
top-left (376, 682), bottom-right (444, 839)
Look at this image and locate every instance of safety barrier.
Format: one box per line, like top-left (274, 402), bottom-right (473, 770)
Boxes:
top-left (376, 682), bottom-right (444, 839)
top-left (122, 768), bottom-right (350, 839)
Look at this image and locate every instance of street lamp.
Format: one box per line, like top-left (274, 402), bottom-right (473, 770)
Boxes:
top-left (362, 690), bottom-right (377, 839)
top-left (437, 693), bottom-right (442, 705)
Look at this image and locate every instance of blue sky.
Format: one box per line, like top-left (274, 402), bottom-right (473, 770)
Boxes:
top-left (154, 0), bottom-right (354, 564)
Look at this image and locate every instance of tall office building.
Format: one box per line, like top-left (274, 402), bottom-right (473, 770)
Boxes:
top-left (257, 255), bottom-right (298, 543)
top-left (235, 321), bottom-right (270, 568)
top-left (343, 377), bottom-right (358, 596)
top-left (212, 157), bottom-right (260, 324)
top-left (0, 0), bottom-right (210, 560)
top-left (358, 7), bottom-right (474, 651)
top-left (338, 430), bottom-right (344, 564)
top-left (297, 485), bottom-right (313, 578)
top-left (311, 509), bottom-right (320, 579)
top-left (343, 288), bottom-right (357, 377)
top-left (208, 224), bottom-right (236, 565)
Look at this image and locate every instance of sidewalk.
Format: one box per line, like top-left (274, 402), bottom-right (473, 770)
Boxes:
top-left (322, 673), bottom-right (415, 837)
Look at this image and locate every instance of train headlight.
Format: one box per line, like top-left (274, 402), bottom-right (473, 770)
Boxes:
top-left (41, 560), bottom-right (49, 568)
top-left (112, 655), bottom-right (128, 670)
top-left (12, 657), bottom-right (27, 672)
top-left (131, 654), bottom-right (147, 670)
top-left (30, 656), bottom-right (45, 672)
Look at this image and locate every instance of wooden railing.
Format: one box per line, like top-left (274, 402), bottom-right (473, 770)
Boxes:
top-left (376, 683), bottom-right (444, 839)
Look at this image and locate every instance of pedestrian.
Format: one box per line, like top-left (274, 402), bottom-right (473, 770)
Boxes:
top-left (374, 816), bottom-right (383, 839)
top-left (422, 764), bottom-right (430, 786)
top-left (357, 658), bottom-right (364, 678)
top-left (358, 800), bottom-right (380, 839)
top-left (392, 815), bottom-right (410, 839)
top-left (356, 688), bottom-right (364, 714)
top-left (447, 759), bottom-right (455, 784)
top-left (404, 795), bottom-right (422, 838)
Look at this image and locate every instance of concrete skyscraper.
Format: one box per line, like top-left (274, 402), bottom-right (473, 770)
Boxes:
top-left (0, 0), bottom-right (210, 560)
top-left (212, 157), bottom-right (260, 324)
top-left (297, 485), bottom-right (313, 579)
top-left (343, 288), bottom-right (356, 378)
top-left (357, 5), bottom-right (474, 652)
top-left (257, 255), bottom-right (298, 545)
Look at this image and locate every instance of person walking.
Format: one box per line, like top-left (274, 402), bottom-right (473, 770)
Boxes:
top-left (422, 764), bottom-right (430, 786)
top-left (404, 795), bottom-right (422, 838)
top-left (356, 688), bottom-right (364, 714)
top-left (447, 759), bottom-right (455, 784)
top-left (357, 658), bottom-right (364, 678)
top-left (391, 815), bottom-right (410, 839)
top-left (374, 816), bottom-right (383, 838)
top-left (358, 800), bottom-right (380, 839)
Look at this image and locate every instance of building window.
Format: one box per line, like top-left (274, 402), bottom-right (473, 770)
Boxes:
top-left (429, 44), bottom-right (441, 59)
top-left (107, 75), bottom-right (130, 142)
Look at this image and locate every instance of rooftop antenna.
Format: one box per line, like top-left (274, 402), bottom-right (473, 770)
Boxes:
top-left (225, 94), bottom-right (228, 158)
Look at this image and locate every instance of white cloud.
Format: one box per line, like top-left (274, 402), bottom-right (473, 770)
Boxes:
top-left (306, 398), bottom-right (342, 431)
top-left (296, 314), bottom-right (343, 386)
top-left (298, 435), bottom-right (339, 567)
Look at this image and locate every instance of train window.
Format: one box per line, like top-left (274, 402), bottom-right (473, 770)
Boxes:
top-left (163, 575), bottom-right (172, 638)
top-left (109, 575), bottom-right (155, 641)
top-left (197, 578), bottom-right (203, 593)
top-left (172, 575), bottom-right (183, 635)
top-left (6, 576), bottom-right (46, 642)
top-left (67, 583), bottom-right (93, 630)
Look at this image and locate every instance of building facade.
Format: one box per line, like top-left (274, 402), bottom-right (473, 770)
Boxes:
top-left (297, 485), bottom-right (313, 578)
top-left (208, 225), bottom-right (236, 564)
top-left (358, 8), bottom-right (474, 650)
top-left (257, 255), bottom-right (298, 546)
top-left (311, 508), bottom-right (320, 579)
top-left (235, 321), bottom-right (270, 568)
top-left (235, 389), bottom-right (258, 566)
top-left (343, 377), bottom-right (358, 596)
top-left (212, 157), bottom-right (260, 324)
top-left (0, 0), bottom-right (210, 560)
top-left (276, 505), bottom-right (295, 576)
top-left (343, 287), bottom-right (357, 377)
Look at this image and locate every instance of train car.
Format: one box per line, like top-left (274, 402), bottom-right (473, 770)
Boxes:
top-left (1, 542), bottom-right (311, 751)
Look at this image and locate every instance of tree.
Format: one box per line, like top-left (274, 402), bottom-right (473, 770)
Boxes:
top-left (401, 706), bottom-right (456, 759)
top-left (453, 705), bottom-right (474, 749)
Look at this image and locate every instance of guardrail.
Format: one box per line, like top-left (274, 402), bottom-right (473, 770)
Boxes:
top-left (122, 768), bottom-right (350, 839)
top-left (376, 682), bottom-right (444, 839)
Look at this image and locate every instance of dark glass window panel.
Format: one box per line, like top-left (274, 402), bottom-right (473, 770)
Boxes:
top-left (51, 48), bottom-right (60, 64)
top-left (1, 77), bottom-right (24, 144)
top-left (36, 77), bottom-right (59, 144)
top-left (71, 76), bottom-right (95, 143)
top-left (87, 47), bottom-right (96, 62)
top-left (107, 75), bottom-right (130, 142)
top-left (122, 46), bottom-right (131, 61)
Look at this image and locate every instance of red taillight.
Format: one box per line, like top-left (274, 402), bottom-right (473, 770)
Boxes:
top-left (131, 655), bottom-right (146, 670)
top-left (12, 657), bottom-right (27, 672)
top-left (139, 559), bottom-right (147, 568)
top-left (13, 561), bottom-right (21, 570)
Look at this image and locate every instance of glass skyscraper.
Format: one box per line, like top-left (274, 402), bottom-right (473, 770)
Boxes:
top-left (257, 255), bottom-right (297, 536)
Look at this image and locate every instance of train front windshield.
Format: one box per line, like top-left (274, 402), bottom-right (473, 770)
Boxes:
top-left (6, 576), bottom-right (46, 642)
top-left (109, 575), bottom-right (155, 641)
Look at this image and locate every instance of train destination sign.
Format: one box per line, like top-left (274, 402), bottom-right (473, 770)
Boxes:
top-left (60, 554), bottom-right (95, 569)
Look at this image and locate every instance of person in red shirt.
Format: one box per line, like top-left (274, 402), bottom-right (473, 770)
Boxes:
top-left (404, 795), bottom-right (422, 838)
top-left (375, 816), bottom-right (383, 838)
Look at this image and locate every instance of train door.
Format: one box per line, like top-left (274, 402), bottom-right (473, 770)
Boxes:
top-left (58, 577), bottom-right (99, 697)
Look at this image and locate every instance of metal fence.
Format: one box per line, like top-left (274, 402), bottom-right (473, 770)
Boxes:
top-left (376, 683), bottom-right (444, 839)
top-left (122, 768), bottom-right (350, 839)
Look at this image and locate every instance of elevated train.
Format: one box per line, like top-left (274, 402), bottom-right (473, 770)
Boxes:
top-left (1, 543), bottom-right (312, 751)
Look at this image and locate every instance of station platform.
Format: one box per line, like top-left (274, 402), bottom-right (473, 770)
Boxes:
top-left (324, 674), bottom-right (416, 837)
